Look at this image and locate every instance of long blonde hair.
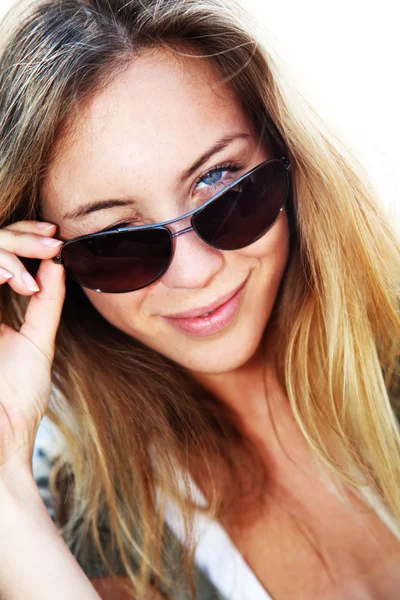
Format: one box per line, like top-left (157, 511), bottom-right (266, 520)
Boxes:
top-left (0, 0), bottom-right (399, 597)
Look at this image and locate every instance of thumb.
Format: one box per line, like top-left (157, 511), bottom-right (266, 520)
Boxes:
top-left (19, 259), bottom-right (66, 362)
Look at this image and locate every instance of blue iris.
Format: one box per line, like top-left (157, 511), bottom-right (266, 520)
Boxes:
top-left (199, 168), bottom-right (224, 188)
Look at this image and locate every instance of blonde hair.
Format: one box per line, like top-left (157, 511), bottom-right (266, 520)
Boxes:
top-left (0, 0), bottom-right (399, 597)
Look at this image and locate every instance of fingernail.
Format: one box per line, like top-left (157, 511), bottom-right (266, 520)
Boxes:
top-left (40, 237), bottom-right (63, 247)
top-left (37, 222), bottom-right (56, 231)
top-left (22, 271), bottom-right (40, 292)
top-left (0, 267), bottom-right (13, 279)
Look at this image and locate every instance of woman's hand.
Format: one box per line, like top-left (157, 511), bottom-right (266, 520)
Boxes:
top-left (0, 220), bottom-right (65, 478)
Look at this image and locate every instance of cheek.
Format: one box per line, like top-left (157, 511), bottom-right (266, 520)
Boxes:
top-left (83, 287), bottom-right (148, 335)
top-left (237, 209), bottom-right (290, 265)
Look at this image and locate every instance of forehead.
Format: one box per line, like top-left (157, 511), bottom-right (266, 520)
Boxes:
top-left (43, 48), bottom-right (258, 224)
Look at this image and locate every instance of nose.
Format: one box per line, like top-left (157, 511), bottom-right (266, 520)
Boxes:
top-left (161, 226), bottom-right (224, 290)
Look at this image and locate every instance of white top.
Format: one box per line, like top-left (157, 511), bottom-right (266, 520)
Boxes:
top-left (162, 470), bottom-right (273, 600)
top-left (164, 495), bottom-right (273, 600)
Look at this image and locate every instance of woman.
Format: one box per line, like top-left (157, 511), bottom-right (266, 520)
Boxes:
top-left (0, 0), bottom-right (399, 598)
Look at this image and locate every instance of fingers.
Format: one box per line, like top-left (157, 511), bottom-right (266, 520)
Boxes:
top-left (0, 227), bottom-right (63, 258)
top-left (4, 220), bottom-right (57, 235)
top-left (0, 222), bottom-right (63, 295)
top-left (19, 258), bottom-right (66, 362)
top-left (0, 248), bottom-right (38, 292)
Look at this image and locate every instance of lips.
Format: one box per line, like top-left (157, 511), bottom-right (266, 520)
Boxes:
top-left (164, 280), bottom-right (247, 320)
top-left (161, 278), bottom-right (248, 337)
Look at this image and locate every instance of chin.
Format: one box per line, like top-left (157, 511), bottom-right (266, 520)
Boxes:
top-left (149, 314), bottom-right (267, 375)
top-left (183, 343), bottom-right (260, 375)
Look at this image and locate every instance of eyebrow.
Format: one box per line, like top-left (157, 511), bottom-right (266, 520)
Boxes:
top-left (178, 131), bottom-right (250, 183)
top-left (62, 131), bottom-right (250, 221)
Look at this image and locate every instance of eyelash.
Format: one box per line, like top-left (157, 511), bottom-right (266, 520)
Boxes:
top-left (99, 161), bottom-right (243, 233)
top-left (193, 161), bottom-right (242, 190)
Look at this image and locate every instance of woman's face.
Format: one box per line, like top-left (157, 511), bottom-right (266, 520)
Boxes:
top-left (42, 49), bottom-right (290, 374)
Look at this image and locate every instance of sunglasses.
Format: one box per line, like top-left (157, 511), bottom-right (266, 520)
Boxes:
top-left (52, 156), bottom-right (292, 293)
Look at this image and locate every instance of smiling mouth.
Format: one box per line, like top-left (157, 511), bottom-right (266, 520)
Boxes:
top-left (164, 279), bottom-right (248, 320)
top-left (161, 277), bottom-right (249, 337)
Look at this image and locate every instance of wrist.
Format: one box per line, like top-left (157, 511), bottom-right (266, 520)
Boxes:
top-left (0, 458), bottom-right (40, 506)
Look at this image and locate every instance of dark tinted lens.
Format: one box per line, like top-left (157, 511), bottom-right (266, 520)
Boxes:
top-left (61, 227), bottom-right (172, 293)
top-left (193, 160), bottom-right (288, 250)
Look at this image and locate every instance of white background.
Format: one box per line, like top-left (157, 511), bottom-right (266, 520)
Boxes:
top-left (241, 0), bottom-right (400, 231)
top-left (0, 0), bottom-right (399, 230)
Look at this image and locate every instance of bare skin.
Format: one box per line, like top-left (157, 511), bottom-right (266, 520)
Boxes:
top-left (1, 47), bottom-right (399, 599)
top-left (193, 346), bottom-right (400, 599)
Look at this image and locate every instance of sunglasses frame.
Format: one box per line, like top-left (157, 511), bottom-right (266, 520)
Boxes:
top-left (52, 155), bottom-right (292, 292)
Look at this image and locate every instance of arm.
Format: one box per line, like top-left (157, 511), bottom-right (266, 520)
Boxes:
top-left (0, 465), bottom-right (101, 600)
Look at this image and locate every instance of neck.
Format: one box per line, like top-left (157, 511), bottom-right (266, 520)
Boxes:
top-left (191, 335), bottom-right (315, 492)
top-left (195, 343), bottom-right (266, 415)
top-left (192, 338), bottom-right (292, 452)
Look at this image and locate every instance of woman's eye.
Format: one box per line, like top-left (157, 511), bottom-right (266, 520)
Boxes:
top-left (94, 218), bottom-right (141, 235)
top-left (195, 165), bottom-right (241, 195)
top-left (196, 168), bottom-right (226, 189)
